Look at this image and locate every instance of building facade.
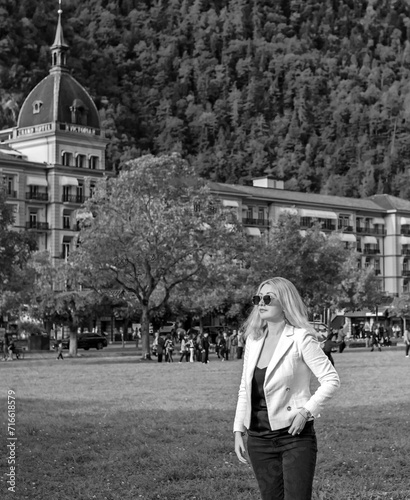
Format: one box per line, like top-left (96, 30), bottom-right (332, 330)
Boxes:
top-left (0, 8), bottom-right (110, 262)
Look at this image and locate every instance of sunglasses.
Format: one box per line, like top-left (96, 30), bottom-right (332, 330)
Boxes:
top-left (252, 294), bottom-right (276, 306)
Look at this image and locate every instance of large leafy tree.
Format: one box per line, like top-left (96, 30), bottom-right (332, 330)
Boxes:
top-left (72, 153), bottom-right (242, 358)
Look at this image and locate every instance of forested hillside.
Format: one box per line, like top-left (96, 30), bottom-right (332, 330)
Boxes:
top-left (2, 0), bottom-right (410, 198)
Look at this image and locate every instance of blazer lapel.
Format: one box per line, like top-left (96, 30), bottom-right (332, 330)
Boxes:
top-left (246, 333), bottom-right (266, 384)
top-left (265, 324), bottom-right (295, 381)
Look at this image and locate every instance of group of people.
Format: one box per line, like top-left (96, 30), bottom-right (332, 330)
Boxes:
top-left (0, 338), bottom-right (17, 361)
top-left (150, 328), bottom-right (246, 363)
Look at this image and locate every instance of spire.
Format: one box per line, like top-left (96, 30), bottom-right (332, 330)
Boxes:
top-left (50, 0), bottom-right (69, 72)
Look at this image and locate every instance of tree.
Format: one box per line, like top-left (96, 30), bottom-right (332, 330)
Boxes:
top-left (72, 153), bottom-right (242, 358)
top-left (27, 251), bottom-right (105, 357)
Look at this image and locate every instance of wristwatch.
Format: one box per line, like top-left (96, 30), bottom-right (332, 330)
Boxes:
top-left (300, 408), bottom-right (312, 419)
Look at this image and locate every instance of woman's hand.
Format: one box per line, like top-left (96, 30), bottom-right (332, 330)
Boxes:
top-left (234, 431), bottom-right (248, 464)
top-left (288, 413), bottom-right (307, 436)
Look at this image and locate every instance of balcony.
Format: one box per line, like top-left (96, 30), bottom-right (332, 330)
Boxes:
top-left (25, 221), bottom-right (49, 230)
top-left (402, 270), bottom-right (410, 277)
top-left (375, 269), bottom-right (381, 275)
top-left (25, 192), bottom-right (49, 202)
top-left (300, 220), bottom-right (336, 231)
top-left (242, 217), bottom-right (270, 227)
top-left (402, 248), bottom-right (410, 255)
top-left (62, 194), bottom-right (86, 204)
top-left (6, 190), bottom-right (17, 199)
top-left (362, 248), bottom-right (380, 255)
top-left (356, 226), bottom-right (386, 235)
top-left (338, 224), bottom-right (354, 232)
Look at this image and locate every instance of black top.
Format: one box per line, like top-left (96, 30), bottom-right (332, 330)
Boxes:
top-left (249, 366), bottom-right (272, 434)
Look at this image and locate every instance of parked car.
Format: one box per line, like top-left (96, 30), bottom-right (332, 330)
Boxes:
top-left (309, 321), bottom-right (329, 342)
top-left (62, 332), bottom-right (108, 350)
top-left (159, 321), bottom-right (176, 334)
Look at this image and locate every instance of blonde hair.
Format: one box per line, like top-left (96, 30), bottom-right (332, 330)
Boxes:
top-left (242, 277), bottom-right (313, 340)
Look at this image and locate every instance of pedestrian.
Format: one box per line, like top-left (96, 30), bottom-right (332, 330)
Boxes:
top-left (56, 341), bottom-right (64, 360)
top-left (201, 331), bottom-right (210, 364)
top-left (233, 276), bottom-right (340, 500)
top-left (215, 331), bottom-right (222, 358)
top-left (135, 327), bottom-right (141, 349)
top-left (179, 334), bottom-right (190, 362)
top-left (156, 332), bottom-right (165, 363)
top-left (219, 331), bottom-right (229, 361)
top-left (404, 328), bottom-right (410, 357)
top-left (322, 332), bottom-right (341, 366)
top-left (230, 330), bottom-right (238, 359)
top-left (236, 329), bottom-right (245, 360)
top-left (164, 334), bottom-right (174, 363)
top-left (187, 331), bottom-right (195, 362)
top-left (195, 331), bottom-right (202, 362)
top-left (7, 339), bottom-right (16, 361)
top-left (370, 329), bottom-right (382, 352)
top-left (337, 325), bottom-right (347, 353)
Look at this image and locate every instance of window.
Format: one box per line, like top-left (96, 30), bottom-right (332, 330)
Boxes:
top-left (89, 184), bottom-right (95, 198)
top-left (29, 211), bottom-right (37, 229)
top-left (246, 208), bottom-right (253, 220)
top-left (404, 279), bottom-right (410, 294)
top-left (338, 215), bottom-right (350, 229)
top-left (63, 214), bottom-right (71, 229)
top-left (258, 208), bottom-right (265, 221)
top-left (88, 156), bottom-right (99, 169)
top-left (32, 100), bottom-right (43, 114)
top-left (62, 152), bottom-right (73, 166)
top-left (77, 182), bottom-right (84, 203)
top-left (75, 154), bottom-right (86, 168)
top-left (62, 242), bottom-right (70, 260)
top-left (3, 175), bottom-right (15, 196)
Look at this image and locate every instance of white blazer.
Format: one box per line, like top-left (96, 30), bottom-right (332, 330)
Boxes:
top-left (233, 324), bottom-right (340, 433)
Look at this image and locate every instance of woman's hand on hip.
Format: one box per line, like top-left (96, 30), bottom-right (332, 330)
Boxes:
top-left (288, 413), bottom-right (307, 436)
top-left (234, 432), bottom-right (248, 464)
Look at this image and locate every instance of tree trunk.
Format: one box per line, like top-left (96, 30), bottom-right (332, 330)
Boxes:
top-left (69, 325), bottom-right (78, 357)
top-left (140, 305), bottom-right (151, 359)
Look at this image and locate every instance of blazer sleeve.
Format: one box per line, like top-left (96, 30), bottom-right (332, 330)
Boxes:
top-left (233, 339), bottom-right (250, 433)
top-left (299, 330), bottom-right (340, 417)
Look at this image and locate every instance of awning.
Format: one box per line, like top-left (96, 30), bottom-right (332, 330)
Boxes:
top-left (26, 175), bottom-right (48, 187)
top-left (299, 208), bottom-right (337, 219)
top-left (222, 199), bottom-right (239, 208)
top-left (401, 235), bottom-right (410, 244)
top-left (372, 217), bottom-right (385, 224)
top-left (244, 227), bottom-right (261, 237)
top-left (61, 176), bottom-right (79, 187)
top-left (363, 236), bottom-right (378, 245)
top-left (241, 205), bottom-right (248, 210)
top-left (401, 217), bottom-right (410, 225)
top-left (340, 233), bottom-right (357, 242)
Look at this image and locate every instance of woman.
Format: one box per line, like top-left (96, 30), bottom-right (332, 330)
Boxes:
top-left (233, 277), bottom-right (340, 500)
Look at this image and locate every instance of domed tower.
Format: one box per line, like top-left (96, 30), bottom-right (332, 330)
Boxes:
top-left (2, 2), bottom-right (110, 262)
top-left (9, 2), bottom-right (108, 168)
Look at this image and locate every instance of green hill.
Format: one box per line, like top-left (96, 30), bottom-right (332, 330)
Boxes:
top-left (2, 0), bottom-right (410, 198)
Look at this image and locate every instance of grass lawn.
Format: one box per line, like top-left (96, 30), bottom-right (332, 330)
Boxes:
top-left (1, 348), bottom-right (410, 500)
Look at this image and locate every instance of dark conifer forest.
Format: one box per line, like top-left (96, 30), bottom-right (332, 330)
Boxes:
top-left (2, 0), bottom-right (410, 198)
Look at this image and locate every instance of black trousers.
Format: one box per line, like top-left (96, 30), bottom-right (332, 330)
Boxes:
top-left (247, 421), bottom-right (317, 500)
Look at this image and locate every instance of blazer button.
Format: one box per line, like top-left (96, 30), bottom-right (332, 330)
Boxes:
top-left (287, 406), bottom-right (292, 411)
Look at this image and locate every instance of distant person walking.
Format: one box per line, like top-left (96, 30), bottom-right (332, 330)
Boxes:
top-left (164, 334), bottom-right (174, 363)
top-left (404, 328), bottom-right (410, 357)
top-left (156, 332), bottom-right (165, 363)
top-left (179, 334), bottom-right (189, 362)
top-left (200, 331), bottom-right (210, 364)
top-left (370, 329), bottom-right (382, 352)
top-left (56, 341), bottom-right (64, 360)
top-left (236, 330), bottom-right (245, 360)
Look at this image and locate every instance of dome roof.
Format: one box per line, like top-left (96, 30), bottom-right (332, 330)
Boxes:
top-left (17, 71), bottom-right (101, 130)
